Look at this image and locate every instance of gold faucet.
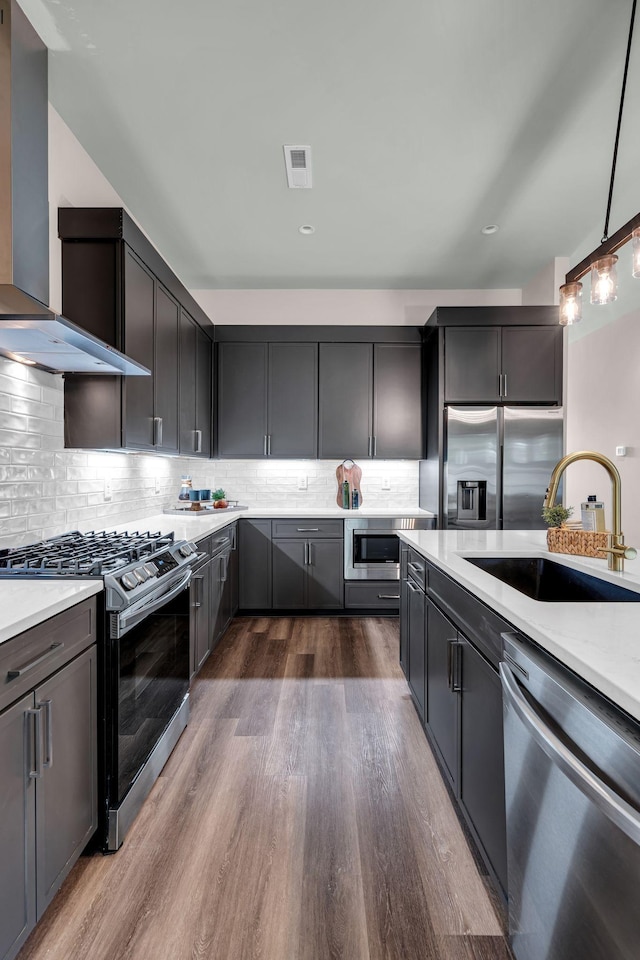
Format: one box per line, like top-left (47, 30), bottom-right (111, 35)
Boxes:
top-left (544, 450), bottom-right (637, 572)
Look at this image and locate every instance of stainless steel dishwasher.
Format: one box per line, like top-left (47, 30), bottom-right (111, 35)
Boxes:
top-left (500, 634), bottom-right (640, 960)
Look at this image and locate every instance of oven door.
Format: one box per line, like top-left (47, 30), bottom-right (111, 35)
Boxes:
top-left (346, 529), bottom-right (400, 580)
top-left (103, 572), bottom-right (191, 848)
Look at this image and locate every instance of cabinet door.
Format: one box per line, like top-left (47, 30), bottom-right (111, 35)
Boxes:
top-left (228, 523), bottom-right (239, 618)
top-left (444, 327), bottom-right (501, 403)
top-left (268, 343), bottom-right (318, 458)
top-left (238, 519), bottom-right (272, 609)
top-left (501, 326), bottom-right (562, 403)
top-left (399, 546), bottom-right (409, 677)
top-left (35, 646), bottom-right (97, 918)
top-left (373, 343), bottom-right (423, 458)
top-left (307, 539), bottom-right (344, 609)
top-left (218, 547), bottom-right (234, 639)
top-left (272, 540), bottom-right (307, 609)
top-left (179, 310), bottom-right (197, 455)
top-left (209, 554), bottom-right (224, 650)
top-left (407, 581), bottom-right (426, 719)
top-left (425, 600), bottom-right (459, 788)
top-left (0, 693), bottom-right (35, 960)
top-left (459, 640), bottom-right (508, 892)
top-left (123, 248), bottom-right (155, 449)
top-left (318, 342), bottom-right (373, 459)
top-left (217, 343), bottom-right (268, 457)
top-left (195, 324), bottom-right (212, 458)
top-left (154, 284), bottom-right (180, 454)
top-left (192, 562), bottom-right (212, 674)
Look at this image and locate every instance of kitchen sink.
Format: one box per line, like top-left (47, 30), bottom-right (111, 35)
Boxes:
top-left (464, 556), bottom-right (640, 602)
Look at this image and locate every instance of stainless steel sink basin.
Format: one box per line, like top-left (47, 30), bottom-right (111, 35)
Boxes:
top-left (465, 556), bottom-right (640, 602)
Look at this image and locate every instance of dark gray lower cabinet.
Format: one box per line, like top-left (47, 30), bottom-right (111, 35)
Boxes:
top-left (191, 558), bottom-right (213, 676)
top-left (0, 601), bottom-right (97, 960)
top-left (406, 579), bottom-right (426, 720)
top-left (425, 599), bottom-right (459, 788)
top-left (272, 538), bottom-right (343, 609)
top-left (399, 546), bottom-right (409, 676)
top-left (459, 639), bottom-right (508, 892)
top-left (239, 520), bottom-right (272, 609)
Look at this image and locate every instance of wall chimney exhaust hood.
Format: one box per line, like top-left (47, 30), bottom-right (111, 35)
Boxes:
top-left (0, 1), bottom-right (149, 376)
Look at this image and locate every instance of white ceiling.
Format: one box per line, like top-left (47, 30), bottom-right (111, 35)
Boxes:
top-left (19, 0), bottom-right (640, 290)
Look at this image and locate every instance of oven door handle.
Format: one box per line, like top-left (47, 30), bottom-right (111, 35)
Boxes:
top-left (113, 569), bottom-right (192, 639)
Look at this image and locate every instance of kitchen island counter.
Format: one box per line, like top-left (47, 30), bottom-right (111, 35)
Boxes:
top-left (398, 528), bottom-right (640, 722)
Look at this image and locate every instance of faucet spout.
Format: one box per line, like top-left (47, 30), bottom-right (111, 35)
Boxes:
top-left (544, 450), bottom-right (635, 572)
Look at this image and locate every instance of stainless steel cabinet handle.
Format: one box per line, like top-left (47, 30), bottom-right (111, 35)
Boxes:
top-left (7, 642), bottom-right (64, 681)
top-left (500, 661), bottom-right (640, 844)
top-left (407, 561), bottom-right (423, 576)
top-left (267, 435), bottom-right (271, 456)
top-left (154, 417), bottom-right (163, 446)
top-left (406, 580), bottom-right (419, 593)
top-left (230, 526), bottom-right (237, 550)
top-left (220, 554), bottom-right (228, 583)
top-left (378, 594), bottom-right (400, 600)
top-left (192, 574), bottom-right (202, 608)
top-left (195, 429), bottom-right (202, 454)
top-left (447, 639), bottom-right (463, 692)
top-left (27, 707), bottom-right (43, 779)
top-left (367, 436), bottom-right (372, 457)
top-left (39, 699), bottom-right (53, 768)
top-left (502, 373), bottom-right (508, 397)
top-left (297, 528), bottom-right (319, 532)
top-left (372, 435), bottom-right (377, 457)
top-left (304, 542), bottom-right (309, 565)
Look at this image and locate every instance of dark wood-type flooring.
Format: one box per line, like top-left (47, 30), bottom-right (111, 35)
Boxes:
top-left (18, 617), bottom-right (512, 960)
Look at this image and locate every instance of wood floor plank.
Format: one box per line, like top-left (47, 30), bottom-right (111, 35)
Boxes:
top-left (16, 616), bottom-right (510, 960)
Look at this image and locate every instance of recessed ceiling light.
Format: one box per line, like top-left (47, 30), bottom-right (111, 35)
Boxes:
top-left (481, 224), bottom-right (499, 235)
top-left (299, 224), bottom-right (315, 235)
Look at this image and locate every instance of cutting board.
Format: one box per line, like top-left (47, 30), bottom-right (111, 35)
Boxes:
top-left (336, 460), bottom-right (363, 508)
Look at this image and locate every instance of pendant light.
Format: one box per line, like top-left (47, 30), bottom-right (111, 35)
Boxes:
top-left (560, 0), bottom-right (637, 321)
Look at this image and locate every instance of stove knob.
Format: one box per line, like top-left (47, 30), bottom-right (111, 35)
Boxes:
top-left (143, 562), bottom-right (158, 577)
top-left (133, 565), bottom-right (150, 583)
top-left (121, 572), bottom-right (138, 591)
top-left (178, 543), bottom-right (193, 557)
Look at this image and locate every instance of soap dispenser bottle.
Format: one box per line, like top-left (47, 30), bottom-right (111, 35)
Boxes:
top-left (581, 494), bottom-right (606, 531)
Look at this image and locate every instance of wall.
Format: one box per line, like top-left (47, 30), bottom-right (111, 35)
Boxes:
top-left (565, 308), bottom-right (640, 545)
top-left (191, 287), bottom-right (521, 327)
top-left (521, 257), bottom-right (569, 306)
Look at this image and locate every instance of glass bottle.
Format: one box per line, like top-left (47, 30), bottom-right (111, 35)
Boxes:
top-left (178, 476), bottom-right (192, 501)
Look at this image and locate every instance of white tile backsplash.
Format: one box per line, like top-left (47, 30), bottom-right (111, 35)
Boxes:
top-left (0, 359), bottom-right (419, 548)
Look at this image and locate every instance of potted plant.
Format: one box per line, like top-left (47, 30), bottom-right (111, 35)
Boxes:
top-left (212, 488), bottom-right (228, 509)
top-left (542, 504), bottom-right (573, 528)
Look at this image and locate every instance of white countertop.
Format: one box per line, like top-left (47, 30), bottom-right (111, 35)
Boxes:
top-left (398, 529), bottom-right (640, 723)
top-left (0, 580), bottom-right (103, 645)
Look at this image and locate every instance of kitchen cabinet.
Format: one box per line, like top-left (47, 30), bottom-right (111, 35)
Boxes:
top-left (406, 577), bottom-right (426, 720)
top-left (0, 599), bottom-right (97, 960)
top-left (443, 325), bottom-right (562, 404)
top-left (425, 599), bottom-right (459, 788)
top-left (399, 543), bottom-right (409, 675)
top-left (272, 521), bottom-right (343, 609)
top-left (191, 555), bottom-right (213, 676)
top-left (239, 519), bottom-right (272, 610)
top-left (217, 342), bottom-right (317, 458)
top-left (319, 342), bottom-right (423, 459)
top-left (59, 208), bottom-right (213, 454)
top-left (180, 309), bottom-right (212, 458)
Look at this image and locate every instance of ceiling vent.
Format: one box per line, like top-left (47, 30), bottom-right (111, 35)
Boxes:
top-left (283, 145), bottom-right (312, 188)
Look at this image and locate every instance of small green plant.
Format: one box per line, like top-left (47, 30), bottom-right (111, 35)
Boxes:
top-left (542, 504), bottom-right (573, 527)
top-left (212, 488), bottom-right (226, 501)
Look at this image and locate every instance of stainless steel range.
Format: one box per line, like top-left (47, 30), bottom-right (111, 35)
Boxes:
top-left (0, 529), bottom-right (204, 851)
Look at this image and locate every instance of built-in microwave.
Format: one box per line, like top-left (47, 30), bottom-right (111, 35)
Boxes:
top-left (344, 517), bottom-right (435, 580)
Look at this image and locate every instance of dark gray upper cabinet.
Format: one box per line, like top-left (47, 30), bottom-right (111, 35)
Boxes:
top-left (59, 208), bottom-right (214, 454)
top-left (268, 343), bottom-right (318, 458)
top-left (444, 325), bottom-right (563, 404)
top-left (318, 342), bottom-right (373, 459)
top-left (154, 283), bottom-right (180, 454)
top-left (180, 311), bottom-right (212, 458)
top-left (444, 327), bottom-right (501, 403)
top-left (217, 342), bottom-right (317, 458)
top-left (123, 249), bottom-right (155, 449)
top-left (217, 343), bottom-right (268, 457)
top-left (373, 343), bottom-right (423, 458)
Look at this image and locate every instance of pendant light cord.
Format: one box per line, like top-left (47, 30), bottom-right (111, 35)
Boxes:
top-left (602, 0), bottom-right (638, 243)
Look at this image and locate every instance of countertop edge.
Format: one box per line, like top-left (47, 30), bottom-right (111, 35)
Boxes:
top-left (0, 580), bottom-right (104, 645)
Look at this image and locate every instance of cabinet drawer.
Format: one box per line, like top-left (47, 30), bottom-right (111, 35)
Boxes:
top-left (271, 519), bottom-right (343, 540)
top-left (427, 564), bottom-right (511, 667)
top-left (344, 581), bottom-right (401, 609)
top-left (0, 598), bottom-right (97, 713)
top-left (406, 548), bottom-right (427, 591)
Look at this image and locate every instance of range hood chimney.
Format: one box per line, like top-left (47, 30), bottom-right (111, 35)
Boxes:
top-left (0, 0), bottom-right (148, 376)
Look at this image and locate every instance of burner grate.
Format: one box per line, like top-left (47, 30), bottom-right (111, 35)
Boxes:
top-left (0, 530), bottom-right (176, 577)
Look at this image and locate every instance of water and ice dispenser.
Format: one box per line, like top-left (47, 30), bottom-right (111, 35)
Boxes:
top-left (457, 480), bottom-right (487, 521)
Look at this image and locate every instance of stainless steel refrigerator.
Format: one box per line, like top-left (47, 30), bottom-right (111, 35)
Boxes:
top-left (444, 406), bottom-right (563, 530)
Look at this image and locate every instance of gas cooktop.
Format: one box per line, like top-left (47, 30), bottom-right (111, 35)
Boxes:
top-left (0, 530), bottom-right (178, 577)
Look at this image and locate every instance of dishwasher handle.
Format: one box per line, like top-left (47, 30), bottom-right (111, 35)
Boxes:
top-left (500, 661), bottom-right (640, 845)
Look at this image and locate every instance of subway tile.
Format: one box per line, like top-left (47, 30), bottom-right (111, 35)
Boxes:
top-left (11, 449), bottom-right (54, 466)
top-left (40, 435), bottom-right (65, 451)
top-left (11, 397), bottom-right (57, 419)
top-left (0, 482), bottom-right (44, 500)
top-left (28, 510), bottom-right (67, 530)
top-left (0, 430), bottom-right (41, 449)
top-left (0, 466), bottom-right (29, 482)
top-left (12, 497), bottom-right (57, 517)
top-left (56, 452), bottom-right (88, 466)
top-left (27, 417), bottom-right (64, 437)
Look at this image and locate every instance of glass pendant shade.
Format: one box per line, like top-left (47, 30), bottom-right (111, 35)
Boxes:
top-left (632, 228), bottom-right (640, 278)
top-left (559, 281), bottom-right (583, 325)
top-left (590, 254), bottom-right (618, 304)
